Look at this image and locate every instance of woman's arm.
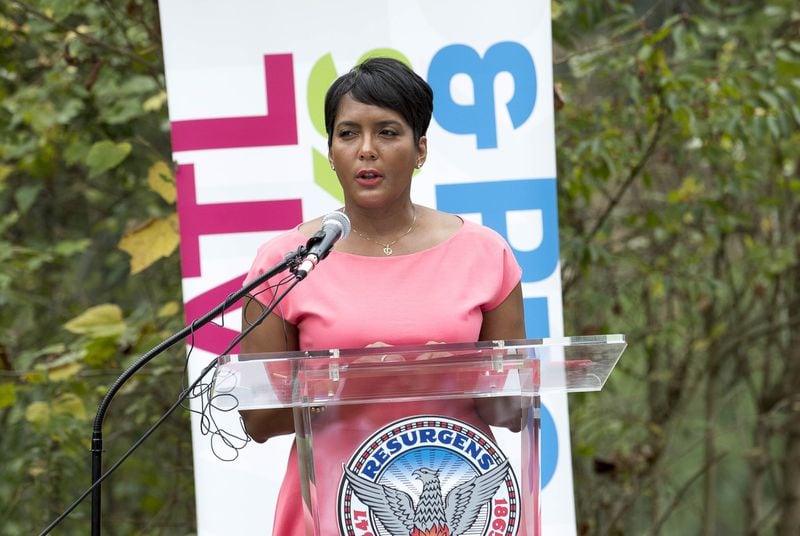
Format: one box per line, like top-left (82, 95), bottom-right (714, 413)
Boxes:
top-left (237, 295), bottom-right (300, 443)
top-left (476, 282), bottom-right (527, 432)
top-left (479, 282), bottom-right (526, 341)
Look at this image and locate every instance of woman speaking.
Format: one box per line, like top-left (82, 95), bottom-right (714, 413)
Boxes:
top-left (240, 57), bottom-right (525, 535)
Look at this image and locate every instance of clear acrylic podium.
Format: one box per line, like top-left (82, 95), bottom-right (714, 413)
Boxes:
top-left (212, 335), bottom-right (626, 536)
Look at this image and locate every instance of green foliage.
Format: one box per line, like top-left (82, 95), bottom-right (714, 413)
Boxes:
top-left (0, 1), bottom-right (193, 534)
top-left (554, 0), bottom-right (800, 533)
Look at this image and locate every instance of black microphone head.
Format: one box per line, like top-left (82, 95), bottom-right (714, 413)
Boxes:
top-left (322, 211), bottom-right (351, 239)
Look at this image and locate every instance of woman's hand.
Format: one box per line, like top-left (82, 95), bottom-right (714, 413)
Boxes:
top-left (355, 341), bottom-right (404, 363)
top-left (357, 340), bottom-right (451, 363)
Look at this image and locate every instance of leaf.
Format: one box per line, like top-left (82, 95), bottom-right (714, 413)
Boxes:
top-left (23, 371), bottom-right (47, 384)
top-left (53, 392), bottom-right (88, 420)
top-left (649, 276), bottom-right (666, 299)
top-left (667, 176), bottom-right (703, 203)
top-left (673, 106), bottom-right (696, 136)
top-left (14, 184), bottom-right (41, 213)
top-left (83, 337), bottom-right (117, 367)
top-left (758, 90), bottom-right (780, 111)
top-left (637, 44), bottom-right (653, 62)
top-left (63, 139), bottom-right (89, 165)
top-left (28, 463), bottom-right (47, 478)
top-left (157, 301), bottom-right (181, 318)
top-left (0, 383), bottom-right (16, 409)
top-left (0, 164), bottom-right (12, 183)
top-left (118, 75), bottom-right (158, 95)
top-left (551, 0), bottom-right (563, 20)
top-left (28, 343), bottom-right (67, 358)
top-left (147, 161), bottom-right (176, 203)
top-left (48, 361), bottom-right (83, 381)
top-left (118, 214), bottom-right (180, 274)
top-left (645, 20), bottom-right (674, 45)
top-left (47, 0), bottom-right (83, 21)
top-left (54, 238), bottom-right (91, 256)
top-left (64, 304), bottom-right (126, 338)
top-left (85, 140), bottom-right (132, 178)
top-left (25, 401), bottom-right (51, 425)
top-left (0, 211), bottom-right (19, 233)
top-left (100, 97), bottom-right (146, 125)
top-left (142, 91), bottom-right (167, 112)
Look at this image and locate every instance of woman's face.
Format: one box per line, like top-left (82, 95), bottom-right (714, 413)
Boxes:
top-left (329, 94), bottom-right (427, 211)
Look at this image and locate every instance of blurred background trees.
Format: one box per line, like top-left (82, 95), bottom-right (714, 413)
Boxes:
top-left (0, 0), bottom-right (797, 534)
top-left (0, 1), bottom-right (192, 534)
top-left (554, 1), bottom-right (800, 534)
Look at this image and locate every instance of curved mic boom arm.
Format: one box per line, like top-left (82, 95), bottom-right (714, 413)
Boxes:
top-left (83, 245), bottom-right (307, 536)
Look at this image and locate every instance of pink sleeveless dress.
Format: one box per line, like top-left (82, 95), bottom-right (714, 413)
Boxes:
top-left (245, 219), bottom-right (521, 535)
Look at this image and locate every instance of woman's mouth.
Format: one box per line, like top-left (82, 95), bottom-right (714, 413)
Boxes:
top-left (356, 169), bottom-right (383, 185)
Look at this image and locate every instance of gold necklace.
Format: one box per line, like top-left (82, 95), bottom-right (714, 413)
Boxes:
top-left (350, 207), bottom-right (418, 256)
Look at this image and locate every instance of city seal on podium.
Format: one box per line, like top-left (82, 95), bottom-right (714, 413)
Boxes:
top-left (337, 415), bottom-right (520, 536)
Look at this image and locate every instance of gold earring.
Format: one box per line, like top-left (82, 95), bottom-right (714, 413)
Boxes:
top-left (330, 162), bottom-right (335, 170)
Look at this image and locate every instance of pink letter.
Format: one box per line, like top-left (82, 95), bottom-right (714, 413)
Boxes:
top-left (176, 164), bottom-right (302, 278)
top-left (170, 54), bottom-right (298, 151)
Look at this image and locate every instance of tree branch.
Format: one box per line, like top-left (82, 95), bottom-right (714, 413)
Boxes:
top-left (649, 452), bottom-right (728, 535)
top-left (563, 101), bottom-right (669, 296)
top-left (9, 1), bottom-right (163, 80)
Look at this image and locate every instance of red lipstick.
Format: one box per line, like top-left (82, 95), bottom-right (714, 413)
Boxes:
top-left (356, 169), bottom-right (383, 186)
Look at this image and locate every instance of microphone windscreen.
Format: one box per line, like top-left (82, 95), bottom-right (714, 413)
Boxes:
top-left (322, 211), bottom-right (351, 239)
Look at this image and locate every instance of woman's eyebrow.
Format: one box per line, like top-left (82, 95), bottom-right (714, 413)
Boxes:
top-left (335, 119), bottom-right (403, 128)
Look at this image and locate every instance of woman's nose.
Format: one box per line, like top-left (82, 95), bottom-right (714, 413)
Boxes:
top-left (358, 136), bottom-right (377, 160)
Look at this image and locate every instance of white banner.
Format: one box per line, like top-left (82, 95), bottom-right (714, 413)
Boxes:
top-left (158, 1), bottom-right (574, 533)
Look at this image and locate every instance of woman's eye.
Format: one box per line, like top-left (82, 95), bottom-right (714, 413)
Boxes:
top-left (381, 129), bottom-right (398, 137)
top-left (337, 130), bottom-right (355, 138)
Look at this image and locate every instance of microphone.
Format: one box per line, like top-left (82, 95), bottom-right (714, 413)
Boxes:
top-left (295, 211), bottom-right (351, 279)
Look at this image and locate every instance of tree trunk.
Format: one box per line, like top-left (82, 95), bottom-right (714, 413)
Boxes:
top-left (778, 411), bottom-right (800, 536)
top-left (746, 416), bottom-right (768, 535)
top-left (702, 369), bottom-right (717, 536)
top-left (778, 192), bottom-right (800, 535)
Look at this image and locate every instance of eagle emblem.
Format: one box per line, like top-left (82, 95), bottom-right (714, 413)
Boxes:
top-left (344, 461), bottom-right (511, 536)
top-left (337, 416), bottom-right (519, 536)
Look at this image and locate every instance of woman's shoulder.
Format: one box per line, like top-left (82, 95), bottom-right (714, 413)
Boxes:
top-left (417, 206), bottom-right (463, 246)
top-left (457, 217), bottom-right (509, 243)
top-left (297, 215), bottom-right (326, 239)
top-left (454, 225), bottom-right (513, 268)
top-left (410, 207), bottom-right (511, 251)
top-left (245, 225), bottom-right (308, 283)
top-left (251, 225), bottom-right (306, 262)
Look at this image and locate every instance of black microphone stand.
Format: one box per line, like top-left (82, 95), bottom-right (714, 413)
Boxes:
top-left (82, 245), bottom-right (307, 536)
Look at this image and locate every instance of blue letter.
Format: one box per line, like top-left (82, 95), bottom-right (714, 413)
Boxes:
top-left (428, 42), bottom-right (537, 149)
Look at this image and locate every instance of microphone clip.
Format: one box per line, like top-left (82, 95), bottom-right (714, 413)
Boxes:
top-left (290, 211), bottom-right (351, 281)
top-left (284, 245), bottom-right (310, 275)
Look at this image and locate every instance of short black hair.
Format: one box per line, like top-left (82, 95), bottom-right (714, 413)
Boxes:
top-left (324, 57), bottom-right (433, 147)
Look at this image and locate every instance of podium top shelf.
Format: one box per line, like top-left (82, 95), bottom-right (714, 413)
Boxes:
top-left (213, 335), bottom-right (627, 409)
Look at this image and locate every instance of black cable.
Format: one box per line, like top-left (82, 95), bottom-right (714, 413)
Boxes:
top-left (184, 274), bottom-right (301, 462)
